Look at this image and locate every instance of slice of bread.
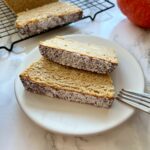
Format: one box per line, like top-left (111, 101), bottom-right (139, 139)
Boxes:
top-left (20, 58), bottom-right (115, 108)
top-left (15, 2), bottom-right (82, 35)
top-left (39, 37), bottom-right (118, 74)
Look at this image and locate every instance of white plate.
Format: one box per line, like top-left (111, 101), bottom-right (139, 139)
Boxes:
top-left (15, 35), bottom-right (144, 135)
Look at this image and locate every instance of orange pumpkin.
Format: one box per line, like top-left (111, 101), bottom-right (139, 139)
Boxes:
top-left (117, 0), bottom-right (150, 28)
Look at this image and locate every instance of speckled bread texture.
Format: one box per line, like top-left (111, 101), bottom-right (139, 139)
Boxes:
top-left (20, 58), bottom-right (115, 108)
top-left (39, 37), bottom-right (118, 74)
top-left (15, 2), bottom-right (82, 35)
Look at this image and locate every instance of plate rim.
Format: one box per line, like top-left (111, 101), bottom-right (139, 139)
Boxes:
top-left (15, 34), bottom-right (145, 135)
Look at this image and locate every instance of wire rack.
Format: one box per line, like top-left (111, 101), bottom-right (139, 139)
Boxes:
top-left (0, 0), bottom-right (115, 52)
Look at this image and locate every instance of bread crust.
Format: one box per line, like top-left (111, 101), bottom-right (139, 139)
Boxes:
top-left (20, 74), bottom-right (114, 108)
top-left (39, 44), bottom-right (117, 74)
top-left (16, 11), bottom-right (82, 35)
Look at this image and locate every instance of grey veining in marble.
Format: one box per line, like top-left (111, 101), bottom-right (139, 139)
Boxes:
top-left (0, 1), bottom-right (150, 150)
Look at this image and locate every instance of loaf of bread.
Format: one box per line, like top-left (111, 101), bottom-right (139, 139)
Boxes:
top-left (4, 0), bottom-right (58, 13)
top-left (39, 37), bottom-right (118, 74)
top-left (15, 2), bottom-right (83, 35)
top-left (20, 58), bottom-right (115, 108)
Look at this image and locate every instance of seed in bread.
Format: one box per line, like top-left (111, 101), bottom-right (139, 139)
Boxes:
top-left (20, 58), bottom-right (115, 108)
top-left (39, 36), bottom-right (118, 74)
top-left (15, 2), bottom-right (83, 35)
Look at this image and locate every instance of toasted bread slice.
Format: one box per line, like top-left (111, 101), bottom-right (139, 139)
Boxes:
top-left (15, 2), bottom-right (82, 35)
top-left (40, 37), bottom-right (118, 74)
top-left (20, 58), bottom-right (115, 108)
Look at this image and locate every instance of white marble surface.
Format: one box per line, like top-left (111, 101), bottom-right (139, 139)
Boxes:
top-left (0, 1), bottom-right (150, 150)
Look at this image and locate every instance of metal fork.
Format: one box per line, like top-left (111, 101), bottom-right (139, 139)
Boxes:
top-left (116, 89), bottom-right (150, 114)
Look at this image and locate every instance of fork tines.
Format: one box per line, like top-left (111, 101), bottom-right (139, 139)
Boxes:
top-left (116, 89), bottom-right (150, 113)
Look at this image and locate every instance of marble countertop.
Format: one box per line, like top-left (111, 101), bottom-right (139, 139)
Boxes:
top-left (0, 1), bottom-right (150, 150)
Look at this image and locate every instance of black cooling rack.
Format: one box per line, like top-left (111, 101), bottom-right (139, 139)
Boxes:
top-left (0, 0), bottom-right (115, 52)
